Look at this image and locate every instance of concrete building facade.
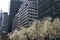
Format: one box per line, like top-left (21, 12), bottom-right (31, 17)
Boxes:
top-left (17, 0), bottom-right (38, 28)
top-left (12, 0), bottom-right (38, 30)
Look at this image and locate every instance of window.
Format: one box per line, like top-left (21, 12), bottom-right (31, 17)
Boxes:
top-left (55, 0), bottom-right (59, 2)
top-left (50, 6), bottom-right (55, 11)
top-left (29, 0), bottom-right (36, 2)
top-left (25, 3), bottom-right (28, 7)
top-left (58, 3), bottom-right (60, 7)
top-left (45, 0), bottom-right (50, 3)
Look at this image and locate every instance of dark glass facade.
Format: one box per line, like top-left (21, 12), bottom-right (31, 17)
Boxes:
top-left (38, 0), bottom-right (60, 19)
top-left (8, 0), bottom-right (22, 32)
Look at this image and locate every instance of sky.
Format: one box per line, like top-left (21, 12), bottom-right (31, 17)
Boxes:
top-left (0, 0), bottom-right (10, 13)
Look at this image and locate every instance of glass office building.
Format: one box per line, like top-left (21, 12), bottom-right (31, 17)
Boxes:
top-left (8, 0), bottom-right (22, 32)
top-left (38, 0), bottom-right (60, 20)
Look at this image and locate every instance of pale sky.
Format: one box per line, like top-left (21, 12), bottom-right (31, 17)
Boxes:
top-left (0, 0), bottom-right (10, 13)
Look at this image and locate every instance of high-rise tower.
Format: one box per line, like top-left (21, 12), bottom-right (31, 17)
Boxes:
top-left (13, 0), bottom-right (38, 29)
top-left (38, 0), bottom-right (60, 20)
top-left (8, 0), bottom-right (22, 32)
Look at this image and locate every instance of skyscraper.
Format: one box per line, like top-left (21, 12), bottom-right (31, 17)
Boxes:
top-left (0, 12), bottom-right (8, 40)
top-left (1, 12), bottom-right (8, 34)
top-left (14, 0), bottom-right (38, 28)
top-left (38, 0), bottom-right (60, 20)
top-left (8, 0), bottom-right (22, 32)
top-left (12, 0), bottom-right (60, 30)
top-left (0, 10), bottom-right (2, 27)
